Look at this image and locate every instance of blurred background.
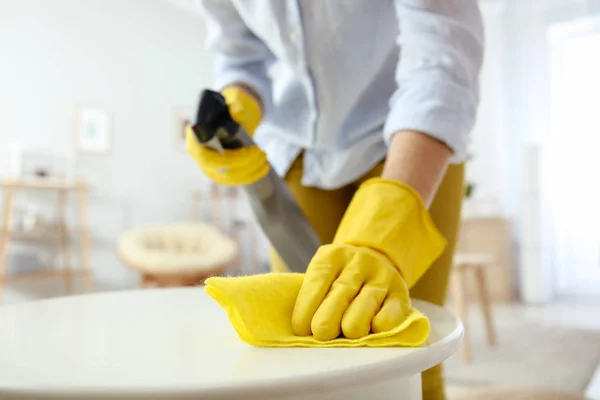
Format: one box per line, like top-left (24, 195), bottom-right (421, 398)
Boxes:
top-left (0, 0), bottom-right (599, 398)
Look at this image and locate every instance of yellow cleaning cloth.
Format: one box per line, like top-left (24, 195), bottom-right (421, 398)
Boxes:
top-left (204, 273), bottom-right (431, 347)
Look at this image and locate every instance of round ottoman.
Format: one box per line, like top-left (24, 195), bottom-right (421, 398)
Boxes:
top-left (118, 223), bottom-right (238, 287)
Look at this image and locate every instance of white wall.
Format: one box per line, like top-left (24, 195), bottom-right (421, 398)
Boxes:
top-left (464, 1), bottom-right (511, 218)
top-left (464, 0), bottom-right (591, 216)
top-left (0, 0), bottom-right (218, 287)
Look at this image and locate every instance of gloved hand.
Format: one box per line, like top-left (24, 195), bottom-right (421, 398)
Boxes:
top-left (185, 86), bottom-right (270, 186)
top-left (291, 178), bottom-right (447, 341)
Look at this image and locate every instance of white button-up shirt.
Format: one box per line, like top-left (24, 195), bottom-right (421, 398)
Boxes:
top-left (199, 0), bottom-right (484, 189)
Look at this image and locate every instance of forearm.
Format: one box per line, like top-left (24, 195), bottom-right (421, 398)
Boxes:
top-left (382, 130), bottom-right (452, 208)
top-left (381, 1), bottom-right (482, 207)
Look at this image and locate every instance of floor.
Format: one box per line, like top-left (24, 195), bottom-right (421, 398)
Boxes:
top-left (446, 299), bottom-right (600, 399)
top-left (2, 281), bottom-right (600, 399)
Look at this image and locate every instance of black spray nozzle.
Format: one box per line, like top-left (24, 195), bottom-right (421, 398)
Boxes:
top-left (191, 89), bottom-right (240, 147)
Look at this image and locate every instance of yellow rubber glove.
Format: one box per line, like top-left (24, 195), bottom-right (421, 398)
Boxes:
top-left (291, 178), bottom-right (447, 341)
top-left (185, 87), bottom-right (270, 186)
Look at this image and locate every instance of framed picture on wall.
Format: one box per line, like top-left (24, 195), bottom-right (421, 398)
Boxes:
top-left (74, 105), bottom-right (112, 154)
top-left (174, 106), bottom-right (194, 152)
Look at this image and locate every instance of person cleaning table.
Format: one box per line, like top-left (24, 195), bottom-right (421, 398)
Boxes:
top-left (187, 2), bottom-right (484, 399)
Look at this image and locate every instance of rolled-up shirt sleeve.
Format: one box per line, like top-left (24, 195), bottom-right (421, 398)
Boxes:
top-left (384, 0), bottom-right (484, 162)
top-left (199, 0), bottom-right (275, 113)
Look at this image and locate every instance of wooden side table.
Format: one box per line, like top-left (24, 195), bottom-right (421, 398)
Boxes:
top-left (0, 179), bottom-right (93, 304)
top-left (456, 217), bottom-right (514, 302)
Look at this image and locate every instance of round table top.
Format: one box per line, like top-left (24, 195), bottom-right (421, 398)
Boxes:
top-left (0, 288), bottom-right (463, 400)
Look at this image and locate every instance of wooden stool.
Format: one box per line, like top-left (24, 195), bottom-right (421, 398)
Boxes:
top-left (450, 253), bottom-right (497, 363)
top-left (118, 223), bottom-right (238, 288)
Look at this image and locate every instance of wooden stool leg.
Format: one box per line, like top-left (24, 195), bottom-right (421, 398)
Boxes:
top-left (475, 266), bottom-right (497, 347)
top-left (77, 186), bottom-right (94, 293)
top-left (58, 190), bottom-right (74, 294)
top-left (451, 266), bottom-right (471, 363)
top-left (0, 187), bottom-right (15, 305)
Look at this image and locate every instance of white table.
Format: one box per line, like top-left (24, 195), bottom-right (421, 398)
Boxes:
top-left (0, 288), bottom-right (463, 400)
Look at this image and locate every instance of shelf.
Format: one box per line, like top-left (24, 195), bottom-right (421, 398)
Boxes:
top-left (0, 267), bottom-right (92, 281)
top-left (8, 229), bottom-right (60, 241)
top-left (0, 178), bottom-right (87, 191)
top-left (3, 222), bottom-right (67, 241)
top-left (0, 176), bottom-right (94, 300)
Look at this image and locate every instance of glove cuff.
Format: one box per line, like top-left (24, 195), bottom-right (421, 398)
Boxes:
top-left (333, 178), bottom-right (447, 288)
top-left (221, 86), bottom-right (262, 135)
